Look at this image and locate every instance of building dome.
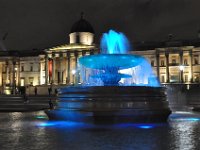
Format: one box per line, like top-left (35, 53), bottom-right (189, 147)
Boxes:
top-left (70, 18), bottom-right (94, 34)
top-left (69, 14), bottom-right (95, 45)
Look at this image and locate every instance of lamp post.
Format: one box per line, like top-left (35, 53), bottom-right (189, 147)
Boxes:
top-left (179, 65), bottom-right (184, 83)
top-left (72, 69), bottom-right (76, 85)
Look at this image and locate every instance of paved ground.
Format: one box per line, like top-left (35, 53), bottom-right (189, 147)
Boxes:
top-left (0, 95), bottom-right (57, 112)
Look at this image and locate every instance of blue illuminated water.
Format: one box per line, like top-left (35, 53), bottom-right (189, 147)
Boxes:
top-left (79, 29), bottom-right (160, 87)
top-left (100, 30), bottom-right (131, 54)
top-left (1, 111), bottom-right (200, 150)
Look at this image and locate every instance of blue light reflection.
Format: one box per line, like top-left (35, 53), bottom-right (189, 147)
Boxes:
top-left (113, 123), bottom-right (164, 129)
top-left (169, 113), bottom-right (200, 122)
top-left (36, 121), bottom-right (91, 128)
top-left (138, 125), bottom-right (153, 129)
top-left (36, 116), bottom-right (47, 119)
top-left (177, 118), bottom-right (200, 122)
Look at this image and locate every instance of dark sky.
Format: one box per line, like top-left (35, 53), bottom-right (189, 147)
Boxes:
top-left (0, 0), bottom-right (200, 50)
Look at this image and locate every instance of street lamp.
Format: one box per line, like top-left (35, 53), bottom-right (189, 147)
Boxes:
top-left (71, 69), bottom-right (76, 85)
top-left (179, 65), bottom-right (184, 83)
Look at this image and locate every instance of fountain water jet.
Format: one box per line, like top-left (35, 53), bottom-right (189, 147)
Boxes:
top-left (79, 29), bottom-right (160, 87)
top-left (46, 30), bottom-right (171, 123)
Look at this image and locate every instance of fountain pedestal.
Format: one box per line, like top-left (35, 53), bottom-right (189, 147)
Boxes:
top-left (46, 86), bottom-right (171, 123)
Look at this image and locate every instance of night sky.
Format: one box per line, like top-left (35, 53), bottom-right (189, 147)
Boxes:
top-left (0, 0), bottom-right (200, 50)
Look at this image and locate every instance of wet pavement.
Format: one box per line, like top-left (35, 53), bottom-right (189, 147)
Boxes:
top-left (0, 111), bottom-right (200, 150)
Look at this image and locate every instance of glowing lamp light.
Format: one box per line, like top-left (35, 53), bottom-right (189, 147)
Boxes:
top-left (179, 65), bottom-right (184, 71)
top-left (14, 67), bottom-right (17, 71)
top-left (72, 70), bottom-right (76, 75)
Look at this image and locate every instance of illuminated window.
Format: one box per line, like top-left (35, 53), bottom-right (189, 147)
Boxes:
top-left (172, 59), bottom-right (176, 64)
top-left (161, 75), bottom-right (165, 83)
top-left (161, 60), bottom-right (165, 66)
top-left (194, 58), bottom-right (198, 65)
top-left (184, 59), bottom-right (188, 65)
top-left (29, 77), bottom-right (34, 85)
top-left (151, 60), bottom-right (154, 66)
top-left (20, 78), bottom-right (25, 86)
top-left (185, 75), bottom-right (188, 82)
top-left (21, 66), bottom-right (24, 72)
top-left (30, 66), bottom-right (33, 71)
top-left (194, 75), bottom-right (200, 82)
top-left (170, 75), bottom-right (179, 83)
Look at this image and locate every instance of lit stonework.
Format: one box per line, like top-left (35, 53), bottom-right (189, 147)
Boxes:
top-left (0, 17), bottom-right (200, 94)
top-left (42, 16), bottom-right (98, 85)
top-left (20, 56), bottom-right (40, 86)
top-left (44, 44), bottom-right (98, 85)
top-left (133, 46), bottom-right (200, 83)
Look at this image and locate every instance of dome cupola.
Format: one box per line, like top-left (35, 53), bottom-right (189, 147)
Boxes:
top-left (69, 13), bottom-right (94, 45)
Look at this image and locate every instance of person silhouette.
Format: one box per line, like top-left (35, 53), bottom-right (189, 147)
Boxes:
top-left (48, 87), bottom-right (52, 95)
top-left (34, 86), bottom-right (37, 95)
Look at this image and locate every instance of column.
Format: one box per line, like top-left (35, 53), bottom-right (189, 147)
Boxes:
top-left (179, 51), bottom-right (183, 83)
top-left (189, 50), bottom-right (193, 82)
top-left (179, 51), bottom-right (183, 65)
top-left (39, 58), bottom-right (43, 85)
top-left (156, 50), bottom-right (160, 81)
top-left (17, 60), bottom-right (20, 87)
top-left (52, 53), bottom-right (56, 84)
top-left (12, 60), bottom-right (16, 94)
top-left (74, 51), bottom-right (79, 84)
top-left (0, 64), bottom-right (2, 87)
top-left (59, 53), bottom-right (63, 84)
top-left (82, 51), bottom-right (86, 56)
top-left (165, 52), bottom-right (170, 83)
top-left (67, 52), bottom-right (71, 84)
top-left (5, 61), bottom-right (9, 84)
top-left (45, 55), bottom-right (49, 84)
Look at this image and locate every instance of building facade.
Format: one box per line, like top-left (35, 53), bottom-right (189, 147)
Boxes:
top-left (42, 16), bottom-right (98, 85)
top-left (0, 17), bottom-right (199, 94)
top-left (133, 43), bottom-right (200, 84)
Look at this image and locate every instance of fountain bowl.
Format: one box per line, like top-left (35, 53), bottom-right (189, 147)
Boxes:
top-left (79, 54), bottom-right (144, 70)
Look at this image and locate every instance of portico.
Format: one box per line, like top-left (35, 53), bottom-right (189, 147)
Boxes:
top-left (43, 44), bottom-right (98, 85)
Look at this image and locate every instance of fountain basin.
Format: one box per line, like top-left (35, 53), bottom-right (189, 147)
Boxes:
top-left (79, 54), bottom-right (143, 69)
top-left (46, 86), bottom-right (171, 123)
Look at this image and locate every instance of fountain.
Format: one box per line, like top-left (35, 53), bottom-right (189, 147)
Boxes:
top-left (46, 30), bottom-right (171, 123)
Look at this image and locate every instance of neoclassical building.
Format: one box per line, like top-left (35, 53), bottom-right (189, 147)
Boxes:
top-left (0, 16), bottom-right (98, 94)
top-left (0, 16), bottom-right (200, 94)
top-left (133, 41), bottom-right (200, 83)
top-left (0, 50), bottom-right (43, 94)
top-left (40, 16), bottom-right (98, 85)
